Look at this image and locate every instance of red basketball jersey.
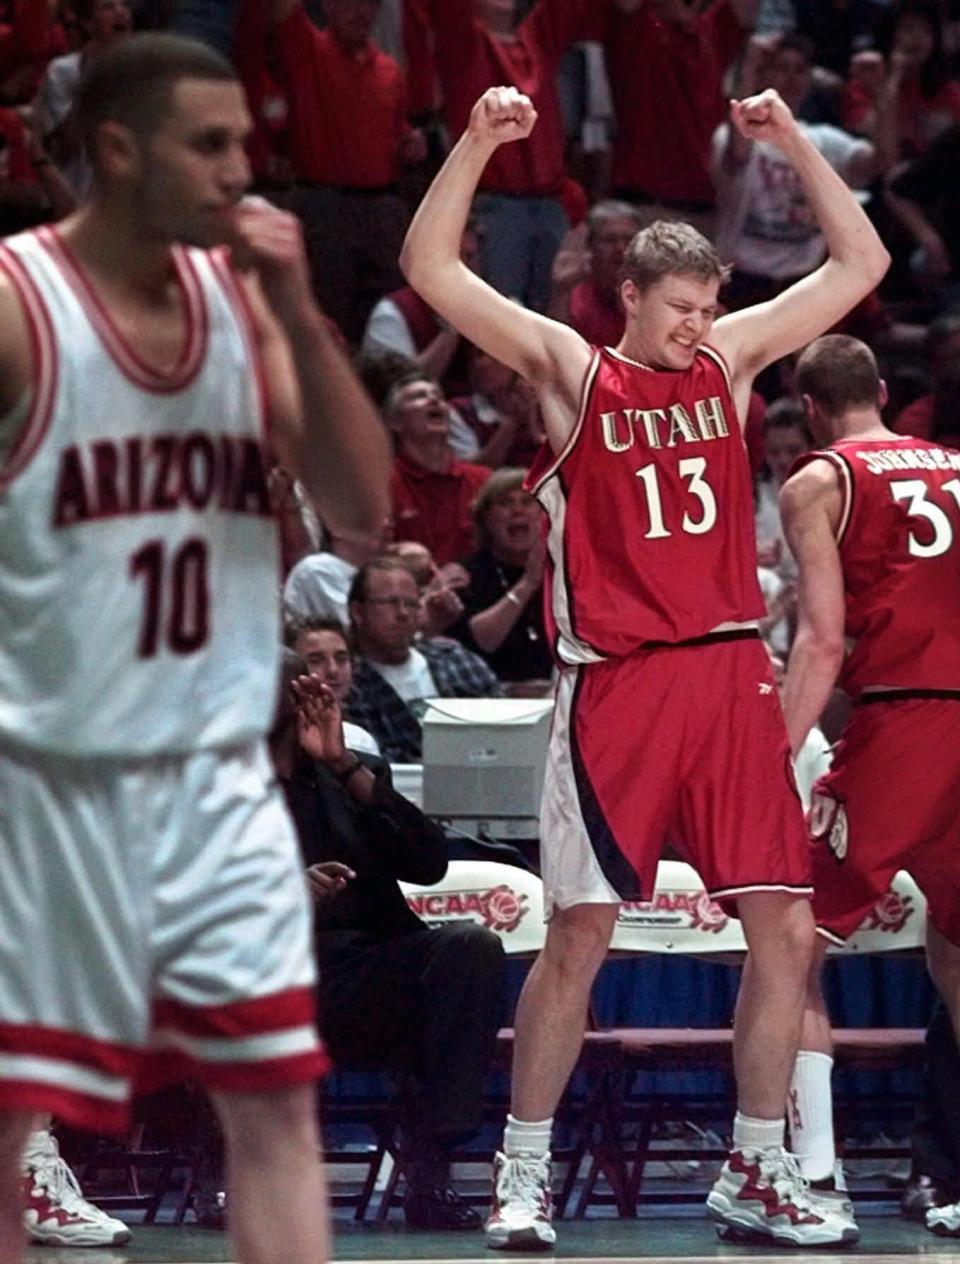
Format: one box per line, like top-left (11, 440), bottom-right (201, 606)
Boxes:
top-left (526, 345), bottom-right (764, 663)
top-left (796, 437), bottom-right (960, 696)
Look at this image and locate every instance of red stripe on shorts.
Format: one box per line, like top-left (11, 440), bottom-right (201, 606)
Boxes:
top-left (0, 1023), bottom-right (137, 1077)
top-left (136, 1046), bottom-right (330, 1096)
top-left (0, 1081), bottom-right (130, 1134)
top-left (151, 986), bottom-right (317, 1039)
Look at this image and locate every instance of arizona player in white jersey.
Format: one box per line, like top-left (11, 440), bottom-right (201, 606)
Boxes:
top-left (0, 34), bottom-right (390, 1264)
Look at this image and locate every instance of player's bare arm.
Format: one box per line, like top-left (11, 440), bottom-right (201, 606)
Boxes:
top-left (0, 274), bottom-right (35, 428)
top-left (234, 199), bottom-right (391, 542)
top-left (400, 88), bottom-right (592, 454)
top-left (779, 460), bottom-right (847, 755)
top-left (711, 90), bottom-right (890, 388)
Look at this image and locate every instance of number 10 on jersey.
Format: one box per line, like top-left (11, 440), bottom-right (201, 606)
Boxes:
top-left (635, 457), bottom-right (718, 538)
top-left (130, 537), bottom-right (210, 658)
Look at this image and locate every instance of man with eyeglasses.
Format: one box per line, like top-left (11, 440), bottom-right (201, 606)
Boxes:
top-left (345, 557), bottom-right (503, 761)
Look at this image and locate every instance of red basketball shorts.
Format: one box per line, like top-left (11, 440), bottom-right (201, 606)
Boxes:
top-left (810, 697), bottom-right (960, 945)
top-left (539, 634), bottom-right (812, 916)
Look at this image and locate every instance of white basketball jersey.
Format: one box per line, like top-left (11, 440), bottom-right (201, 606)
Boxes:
top-left (0, 227), bottom-right (281, 757)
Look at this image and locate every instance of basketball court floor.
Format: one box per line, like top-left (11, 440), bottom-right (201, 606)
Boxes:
top-left (22, 1209), bottom-right (960, 1263)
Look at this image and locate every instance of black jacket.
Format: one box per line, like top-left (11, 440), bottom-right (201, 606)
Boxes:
top-left (280, 753), bottom-right (448, 940)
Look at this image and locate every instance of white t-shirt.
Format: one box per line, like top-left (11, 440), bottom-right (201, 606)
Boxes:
top-left (343, 721), bottom-right (381, 757)
top-left (370, 648), bottom-right (438, 708)
top-left (283, 552), bottom-right (357, 626)
top-left (712, 122), bottom-right (872, 279)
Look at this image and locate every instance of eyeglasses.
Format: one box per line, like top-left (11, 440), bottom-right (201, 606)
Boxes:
top-left (363, 597), bottom-right (421, 612)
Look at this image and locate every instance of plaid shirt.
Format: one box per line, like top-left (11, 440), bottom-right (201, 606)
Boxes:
top-left (344, 639), bottom-right (503, 763)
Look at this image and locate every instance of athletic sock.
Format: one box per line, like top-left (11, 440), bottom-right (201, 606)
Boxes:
top-left (732, 1111), bottom-right (786, 1152)
top-left (503, 1114), bottom-right (552, 1158)
top-left (787, 1049), bottom-right (836, 1181)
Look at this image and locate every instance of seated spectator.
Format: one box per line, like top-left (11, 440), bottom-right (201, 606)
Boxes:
top-left (190, 651), bottom-right (506, 1233)
top-left (547, 200), bottom-right (643, 347)
top-left (600, 0), bottom-right (755, 235)
top-left (345, 556), bottom-right (502, 761)
top-left (34, 0), bottom-right (132, 199)
top-left (361, 221), bottom-right (479, 396)
top-left (266, 0), bottom-right (424, 343)
top-left (891, 310), bottom-right (960, 447)
top-left (448, 344), bottom-right (545, 468)
top-left (286, 615), bottom-right (381, 754)
top-left (421, 0), bottom-right (597, 310)
top-left (448, 468), bottom-right (553, 686)
top-left (388, 540), bottom-right (471, 638)
top-left (886, 123), bottom-right (960, 309)
top-left (754, 397), bottom-right (813, 577)
top-left (387, 373), bottom-right (491, 565)
top-left (713, 33), bottom-right (887, 308)
top-left (284, 521), bottom-right (389, 627)
top-left (844, 0), bottom-right (960, 160)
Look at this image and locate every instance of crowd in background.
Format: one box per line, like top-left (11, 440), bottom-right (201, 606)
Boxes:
top-left (3, 0), bottom-right (960, 735)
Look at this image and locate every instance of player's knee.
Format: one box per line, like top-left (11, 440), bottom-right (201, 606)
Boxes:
top-left (543, 906), bottom-right (616, 979)
top-left (214, 1083), bottom-right (320, 1159)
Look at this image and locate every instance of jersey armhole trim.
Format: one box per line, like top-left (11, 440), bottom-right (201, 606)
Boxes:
top-left (810, 450), bottom-right (854, 545)
top-left (208, 249), bottom-right (272, 448)
top-left (0, 243), bottom-right (58, 494)
top-left (697, 343), bottom-right (734, 396)
top-left (528, 349), bottom-right (601, 497)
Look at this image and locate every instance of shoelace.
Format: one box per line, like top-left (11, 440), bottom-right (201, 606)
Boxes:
top-left (496, 1155), bottom-right (550, 1208)
top-left (31, 1150), bottom-right (98, 1217)
top-left (756, 1148), bottom-right (815, 1211)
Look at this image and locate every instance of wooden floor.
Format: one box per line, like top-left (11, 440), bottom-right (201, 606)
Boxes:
top-left (24, 1211), bottom-right (960, 1263)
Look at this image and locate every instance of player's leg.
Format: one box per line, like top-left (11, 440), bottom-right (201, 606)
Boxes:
top-left (920, 919), bottom-right (960, 1238)
top-left (212, 1084), bottom-right (328, 1264)
top-left (486, 659), bottom-right (669, 1250)
top-left (0, 1111), bottom-right (36, 1264)
top-left (788, 935), bottom-right (836, 1185)
top-left (486, 902), bottom-right (620, 1251)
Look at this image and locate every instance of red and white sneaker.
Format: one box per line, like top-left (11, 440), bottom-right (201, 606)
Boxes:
top-left (707, 1146), bottom-right (858, 1246)
top-left (22, 1130), bottom-right (133, 1247)
top-left (485, 1151), bottom-right (555, 1251)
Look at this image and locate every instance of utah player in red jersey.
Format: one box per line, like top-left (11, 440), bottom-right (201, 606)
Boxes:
top-left (401, 87), bottom-right (889, 1248)
top-left (779, 334), bottom-right (960, 1239)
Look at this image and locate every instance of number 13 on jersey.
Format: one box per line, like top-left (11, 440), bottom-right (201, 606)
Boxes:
top-left (635, 457), bottom-right (718, 539)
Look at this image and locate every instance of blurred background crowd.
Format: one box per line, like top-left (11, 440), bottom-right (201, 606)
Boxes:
top-left (4, 0), bottom-right (960, 732)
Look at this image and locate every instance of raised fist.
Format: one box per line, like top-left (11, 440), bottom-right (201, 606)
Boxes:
top-left (730, 88), bottom-right (799, 147)
top-left (468, 87), bottom-right (538, 148)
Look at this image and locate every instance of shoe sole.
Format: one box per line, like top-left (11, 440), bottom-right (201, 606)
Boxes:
top-left (928, 1221), bottom-right (960, 1237)
top-left (707, 1193), bottom-right (858, 1248)
top-left (28, 1229), bottom-right (132, 1247)
top-left (485, 1225), bottom-right (556, 1251)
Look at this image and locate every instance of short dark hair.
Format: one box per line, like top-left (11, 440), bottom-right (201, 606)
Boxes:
top-left (75, 32), bottom-right (237, 165)
top-left (348, 555), bottom-right (416, 605)
top-left (796, 335), bottom-right (881, 415)
top-left (763, 396), bottom-right (812, 444)
top-left (621, 220), bottom-right (728, 293)
top-left (284, 616), bottom-right (349, 648)
top-left (772, 33), bottom-right (815, 65)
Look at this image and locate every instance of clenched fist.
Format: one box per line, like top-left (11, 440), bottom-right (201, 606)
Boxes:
top-left (730, 88), bottom-right (800, 148)
top-left (468, 87), bottom-right (538, 148)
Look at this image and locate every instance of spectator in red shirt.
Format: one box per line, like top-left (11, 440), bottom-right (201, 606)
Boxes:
top-left (233, 0), bottom-right (293, 192)
top-left (268, 0), bottom-right (425, 343)
top-left (844, 0), bottom-right (960, 161)
top-left (387, 373), bottom-right (491, 565)
top-left (0, 0), bottom-right (67, 107)
top-left (418, 0), bottom-right (597, 310)
top-left (600, 0), bottom-right (756, 234)
top-left (547, 199), bottom-right (643, 346)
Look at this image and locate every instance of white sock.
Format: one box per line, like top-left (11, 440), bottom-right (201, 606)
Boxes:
top-left (503, 1114), bottom-right (552, 1157)
top-left (732, 1111), bottom-right (785, 1152)
top-left (787, 1049), bottom-right (836, 1182)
